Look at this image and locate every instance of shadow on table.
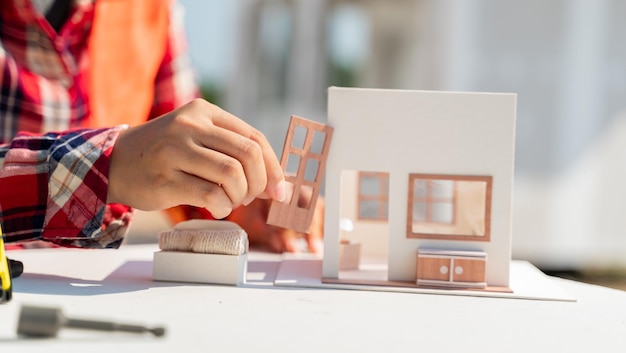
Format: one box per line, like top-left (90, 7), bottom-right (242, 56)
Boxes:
top-left (12, 260), bottom-right (294, 296)
top-left (13, 260), bottom-right (186, 296)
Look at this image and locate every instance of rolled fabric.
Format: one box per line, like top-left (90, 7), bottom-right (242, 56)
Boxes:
top-left (158, 220), bottom-right (248, 256)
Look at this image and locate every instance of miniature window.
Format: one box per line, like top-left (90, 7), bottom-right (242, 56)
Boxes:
top-left (407, 174), bottom-right (492, 241)
top-left (411, 179), bottom-right (454, 224)
top-left (292, 125), bottom-right (307, 149)
top-left (304, 159), bottom-right (320, 182)
top-left (286, 153), bottom-right (301, 176)
top-left (357, 172), bottom-right (389, 221)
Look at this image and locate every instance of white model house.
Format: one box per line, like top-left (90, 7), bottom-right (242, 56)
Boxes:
top-left (322, 87), bottom-right (517, 289)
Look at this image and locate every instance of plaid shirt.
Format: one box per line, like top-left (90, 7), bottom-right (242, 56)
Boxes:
top-left (0, 0), bottom-right (198, 247)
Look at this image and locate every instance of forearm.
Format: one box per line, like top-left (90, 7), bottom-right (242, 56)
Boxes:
top-left (0, 126), bottom-right (132, 248)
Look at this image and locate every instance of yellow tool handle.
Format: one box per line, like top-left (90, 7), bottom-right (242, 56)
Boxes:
top-left (1, 225), bottom-right (13, 303)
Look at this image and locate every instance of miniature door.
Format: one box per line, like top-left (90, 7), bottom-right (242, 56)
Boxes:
top-left (267, 116), bottom-right (333, 233)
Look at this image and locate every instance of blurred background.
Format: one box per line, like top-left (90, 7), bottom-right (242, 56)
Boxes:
top-left (131, 0), bottom-right (626, 287)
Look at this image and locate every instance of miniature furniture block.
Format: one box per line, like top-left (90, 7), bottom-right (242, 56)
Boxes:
top-left (267, 115), bottom-right (334, 233)
top-left (152, 220), bottom-right (248, 286)
top-left (153, 251), bottom-right (247, 286)
top-left (339, 241), bottom-right (361, 270)
top-left (416, 249), bottom-right (487, 289)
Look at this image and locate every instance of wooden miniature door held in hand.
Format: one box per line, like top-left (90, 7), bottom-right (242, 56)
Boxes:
top-left (267, 116), bottom-right (333, 233)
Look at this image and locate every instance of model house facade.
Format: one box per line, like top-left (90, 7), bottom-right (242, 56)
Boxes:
top-left (323, 87), bottom-right (517, 288)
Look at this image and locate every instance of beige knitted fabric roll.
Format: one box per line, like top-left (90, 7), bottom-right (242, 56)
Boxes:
top-left (158, 220), bottom-right (248, 256)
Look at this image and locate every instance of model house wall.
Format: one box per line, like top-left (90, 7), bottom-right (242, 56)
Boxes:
top-left (323, 87), bottom-right (517, 287)
top-left (339, 170), bottom-right (389, 258)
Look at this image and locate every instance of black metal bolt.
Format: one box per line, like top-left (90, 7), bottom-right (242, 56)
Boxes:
top-left (9, 259), bottom-right (23, 278)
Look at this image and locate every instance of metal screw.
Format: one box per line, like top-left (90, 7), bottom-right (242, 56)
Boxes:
top-left (17, 305), bottom-right (166, 338)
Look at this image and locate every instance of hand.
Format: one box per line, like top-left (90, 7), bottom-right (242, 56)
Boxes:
top-left (226, 193), bottom-right (325, 254)
top-left (107, 99), bottom-right (285, 219)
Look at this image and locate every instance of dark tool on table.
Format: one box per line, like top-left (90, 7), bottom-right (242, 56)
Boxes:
top-left (17, 305), bottom-right (166, 338)
top-left (9, 259), bottom-right (23, 277)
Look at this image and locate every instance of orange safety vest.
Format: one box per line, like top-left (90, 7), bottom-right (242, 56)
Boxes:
top-left (86, 0), bottom-right (211, 223)
top-left (86, 0), bottom-right (170, 128)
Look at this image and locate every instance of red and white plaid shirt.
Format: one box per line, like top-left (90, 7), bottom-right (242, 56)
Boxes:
top-left (0, 0), bottom-right (198, 247)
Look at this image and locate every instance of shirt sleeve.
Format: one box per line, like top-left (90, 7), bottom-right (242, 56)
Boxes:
top-left (0, 126), bottom-right (132, 248)
top-left (149, 1), bottom-right (201, 119)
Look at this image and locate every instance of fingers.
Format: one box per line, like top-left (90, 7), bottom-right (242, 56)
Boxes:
top-left (305, 197), bottom-right (325, 254)
top-left (108, 98), bottom-right (285, 219)
top-left (280, 231), bottom-right (301, 253)
top-left (305, 228), bottom-right (324, 253)
top-left (204, 101), bottom-right (285, 201)
top-left (263, 226), bottom-right (300, 253)
top-left (170, 99), bottom-right (284, 210)
top-left (167, 172), bottom-right (233, 219)
top-left (226, 198), bottom-right (304, 253)
top-left (225, 192), bottom-right (325, 254)
top-left (193, 125), bottom-right (265, 206)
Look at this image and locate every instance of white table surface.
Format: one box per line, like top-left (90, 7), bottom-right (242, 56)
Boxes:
top-left (1, 244), bottom-right (625, 353)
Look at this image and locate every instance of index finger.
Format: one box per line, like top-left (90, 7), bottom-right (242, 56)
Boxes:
top-left (305, 194), bottom-right (324, 253)
top-left (205, 102), bottom-right (286, 201)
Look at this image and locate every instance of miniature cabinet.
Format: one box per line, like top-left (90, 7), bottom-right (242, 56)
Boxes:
top-left (416, 249), bottom-right (487, 288)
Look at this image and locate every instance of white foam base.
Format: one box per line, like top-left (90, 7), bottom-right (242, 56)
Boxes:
top-left (274, 258), bottom-right (576, 302)
top-left (152, 251), bottom-right (247, 286)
